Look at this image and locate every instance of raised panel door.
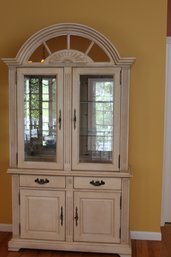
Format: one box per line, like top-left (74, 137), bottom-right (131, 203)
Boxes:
top-left (20, 189), bottom-right (65, 240)
top-left (74, 191), bottom-right (121, 243)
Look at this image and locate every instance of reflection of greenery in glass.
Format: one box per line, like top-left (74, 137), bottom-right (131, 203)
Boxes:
top-left (95, 81), bottom-right (113, 101)
top-left (43, 102), bottom-right (49, 109)
top-left (24, 76), bottom-right (56, 160)
top-left (43, 94), bottom-right (49, 101)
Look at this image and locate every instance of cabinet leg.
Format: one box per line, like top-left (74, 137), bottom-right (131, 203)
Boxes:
top-left (8, 240), bottom-right (21, 251)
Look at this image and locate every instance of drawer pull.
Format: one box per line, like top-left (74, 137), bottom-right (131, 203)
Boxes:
top-left (35, 178), bottom-right (49, 185)
top-left (90, 180), bottom-right (105, 186)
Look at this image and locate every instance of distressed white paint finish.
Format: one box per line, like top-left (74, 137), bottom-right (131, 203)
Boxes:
top-left (0, 223), bottom-right (162, 242)
top-left (8, 237), bottom-right (131, 255)
top-left (45, 49), bottom-right (94, 65)
top-left (3, 23), bottom-right (135, 257)
top-left (120, 68), bottom-right (130, 170)
top-left (2, 23), bottom-right (135, 67)
top-left (17, 67), bottom-right (64, 170)
top-left (11, 175), bottom-right (20, 238)
top-left (72, 67), bottom-right (121, 171)
top-left (64, 67), bottom-right (72, 170)
top-left (121, 178), bottom-right (130, 244)
top-left (8, 68), bottom-right (17, 167)
top-left (74, 191), bottom-right (121, 243)
top-left (66, 190), bottom-right (73, 242)
top-left (20, 189), bottom-right (65, 240)
top-left (74, 177), bottom-right (121, 190)
top-left (20, 175), bottom-right (65, 188)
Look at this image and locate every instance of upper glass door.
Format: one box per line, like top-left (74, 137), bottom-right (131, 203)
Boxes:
top-left (17, 68), bottom-right (63, 169)
top-left (72, 68), bottom-right (121, 171)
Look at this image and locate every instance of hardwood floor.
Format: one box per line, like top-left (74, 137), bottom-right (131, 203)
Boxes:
top-left (0, 226), bottom-right (171, 257)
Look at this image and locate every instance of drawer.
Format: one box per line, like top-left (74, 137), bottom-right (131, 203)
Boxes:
top-left (74, 177), bottom-right (121, 190)
top-left (20, 175), bottom-right (65, 188)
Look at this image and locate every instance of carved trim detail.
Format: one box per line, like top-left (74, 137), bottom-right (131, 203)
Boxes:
top-left (45, 50), bottom-right (93, 65)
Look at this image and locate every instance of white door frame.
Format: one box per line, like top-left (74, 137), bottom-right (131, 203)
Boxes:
top-left (161, 37), bottom-right (171, 225)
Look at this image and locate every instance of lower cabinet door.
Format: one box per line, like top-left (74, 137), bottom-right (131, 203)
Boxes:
top-left (74, 191), bottom-right (121, 243)
top-left (20, 189), bottom-right (65, 240)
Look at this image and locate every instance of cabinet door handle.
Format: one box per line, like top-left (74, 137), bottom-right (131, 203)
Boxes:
top-left (90, 180), bottom-right (105, 186)
top-left (60, 206), bottom-right (63, 226)
top-left (59, 109), bottom-right (62, 130)
top-left (34, 178), bottom-right (49, 185)
top-left (74, 109), bottom-right (77, 130)
top-left (74, 207), bottom-right (79, 226)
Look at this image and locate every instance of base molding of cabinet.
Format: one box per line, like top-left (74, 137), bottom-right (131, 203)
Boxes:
top-left (8, 238), bottom-right (131, 256)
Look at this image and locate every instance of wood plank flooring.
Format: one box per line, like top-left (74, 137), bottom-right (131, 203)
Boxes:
top-left (1, 226), bottom-right (171, 257)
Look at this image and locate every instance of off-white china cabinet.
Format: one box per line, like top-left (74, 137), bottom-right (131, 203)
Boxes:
top-left (3, 23), bottom-right (135, 257)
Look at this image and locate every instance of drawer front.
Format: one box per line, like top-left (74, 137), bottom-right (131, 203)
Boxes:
top-left (74, 177), bottom-right (121, 190)
top-left (20, 175), bottom-right (65, 188)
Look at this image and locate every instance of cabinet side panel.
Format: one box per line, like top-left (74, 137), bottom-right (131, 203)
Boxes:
top-left (113, 68), bottom-right (121, 170)
top-left (121, 178), bottom-right (130, 244)
top-left (9, 68), bottom-right (17, 167)
top-left (120, 68), bottom-right (130, 171)
top-left (11, 175), bottom-right (20, 238)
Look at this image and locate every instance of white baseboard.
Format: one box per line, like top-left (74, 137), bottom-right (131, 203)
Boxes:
top-left (130, 231), bottom-right (162, 241)
top-left (0, 224), bottom-right (12, 232)
top-left (0, 225), bottom-right (162, 241)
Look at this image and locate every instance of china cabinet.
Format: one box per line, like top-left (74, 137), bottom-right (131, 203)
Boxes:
top-left (2, 23), bottom-right (135, 257)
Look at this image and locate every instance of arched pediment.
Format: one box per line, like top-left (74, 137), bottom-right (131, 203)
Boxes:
top-left (2, 23), bottom-right (135, 67)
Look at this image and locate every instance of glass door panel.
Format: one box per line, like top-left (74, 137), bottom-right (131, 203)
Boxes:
top-left (17, 68), bottom-right (63, 169)
top-left (79, 76), bottom-right (113, 163)
top-left (24, 75), bottom-right (57, 162)
top-left (72, 68), bottom-right (120, 171)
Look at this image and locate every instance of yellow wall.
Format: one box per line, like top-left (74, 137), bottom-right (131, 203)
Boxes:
top-left (0, 0), bottom-right (167, 231)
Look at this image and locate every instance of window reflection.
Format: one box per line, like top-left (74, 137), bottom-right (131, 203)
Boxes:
top-left (79, 75), bottom-right (114, 163)
top-left (24, 75), bottom-right (56, 162)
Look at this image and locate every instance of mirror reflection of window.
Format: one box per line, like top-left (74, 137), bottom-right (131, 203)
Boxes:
top-left (80, 75), bottom-right (114, 163)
